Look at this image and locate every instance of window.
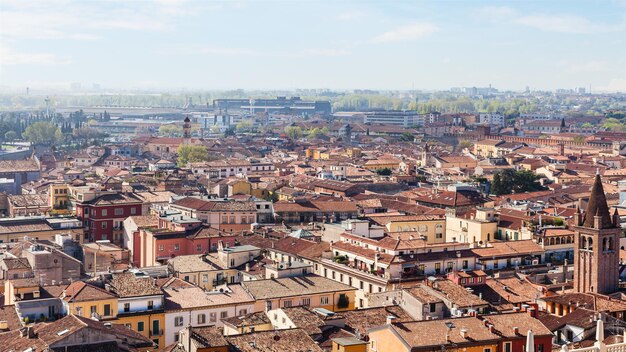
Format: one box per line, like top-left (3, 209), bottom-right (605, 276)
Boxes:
top-left (462, 260), bottom-right (469, 269)
top-left (198, 314), bottom-right (206, 324)
top-left (302, 297), bottom-right (311, 306)
top-left (203, 274), bottom-right (209, 283)
top-left (174, 244), bottom-right (180, 251)
top-left (447, 262), bottom-right (454, 272)
top-left (184, 276), bottom-right (190, 282)
top-left (124, 303), bottom-right (130, 312)
top-left (504, 342), bottom-right (512, 352)
top-left (484, 349), bottom-right (492, 352)
top-left (104, 304), bottom-right (111, 316)
top-left (159, 244), bottom-right (164, 251)
top-left (101, 222), bottom-right (107, 229)
top-left (174, 316), bottom-right (183, 326)
top-left (430, 303), bottom-right (436, 313)
top-left (137, 321), bottom-right (144, 332)
top-left (435, 263), bottom-right (441, 274)
top-left (494, 260), bottom-right (499, 269)
top-left (197, 244), bottom-right (202, 252)
top-left (239, 309), bottom-right (248, 315)
top-left (320, 296), bottom-right (329, 305)
top-left (371, 341), bottom-right (377, 351)
top-left (102, 209), bottom-right (107, 216)
top-left (283, 300), bottom-right (292, 308)
top-left (131, 207), bottom-right (137, 215)
top-left (148, 300), bottom-right (154, 310)
top-left (90, 305), bottom-right (97, 315)
top-left (115, 208), bottom-right (123, 216)
top-left (210, 313), bottom-right (217, 322)
top-left (220, 311), bottom-right (228, 319)
top-left (369, 283), bottom-right (373, 293)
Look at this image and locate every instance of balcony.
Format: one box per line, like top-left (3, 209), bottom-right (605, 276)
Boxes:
top-left (150, 329), bottom-right (164, 336)
top-left (212, 278), bottom-right (227, 286)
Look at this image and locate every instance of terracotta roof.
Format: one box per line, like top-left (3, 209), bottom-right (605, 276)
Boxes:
top-left (242, 275), bottom-right (356, 300)
top-left (164, 285), bottom-right (254, 310)
top-left (226, 328), bottom-right (323, 352)
top-left (281, 306), bottom-right (325, 335)
top-left (377, 316), bottom-right (501, 348)
top-left (107, 272), bottom-right (163, 297)
top-left (222, 311), bottom-right (270, 328)
top-left (173, 197), bottom-right (216, 211)
top-left (188, 326), bottom-right (229, 348)
top-left (472, 240), bottom-right (544, 258)
top-left (342, 306), bottom-right (412, 336)
top-left (0, 305), bottom-right (21, 332)
top-left (482, 312), bottom-right (552, 337)
top-left (63, 281), bottom-right (116, 302)
top-left (432, 279), bottom-right (489, 308)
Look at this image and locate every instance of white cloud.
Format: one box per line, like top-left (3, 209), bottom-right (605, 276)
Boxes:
top-left (0, 0), bottom-right (207, 40)
top-left (0, 45), bottom-right (72, 65)
top-left (515, 14), bottom-right (625, 33)
top-left (372, 23), bottom-right (439, 43)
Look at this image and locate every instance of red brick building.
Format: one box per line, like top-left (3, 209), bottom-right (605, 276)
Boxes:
top-left (76, 193), bottom-right (144, 243)
top-left (134, 214), bottom-right (237, 267)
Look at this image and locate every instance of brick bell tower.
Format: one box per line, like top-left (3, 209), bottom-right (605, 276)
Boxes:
top-left (573, 174), bottom-right (621, 294)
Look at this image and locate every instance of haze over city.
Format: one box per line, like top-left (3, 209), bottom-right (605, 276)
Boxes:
top-left (1, 0), bottom-right (626, 91)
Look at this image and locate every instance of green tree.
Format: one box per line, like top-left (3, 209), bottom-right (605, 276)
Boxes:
top-left (4, 131), bottom-right (17, 144)
top-left (307, 127), bottom-right (328, 139)
top-left (236, 120), bottom-right (253, 132)
top-left (177, 145), bottom-right (212, 167)
top-left (159, 124), bottom-right (183, 136)
top-left (285, 126), bottom-right (302, 140)
top-left (23, 121), bottom-right (62, 145)
top-left (491, 169), bottom-right (545, 195)
top-left (375, 168), bottom-right (392, 176)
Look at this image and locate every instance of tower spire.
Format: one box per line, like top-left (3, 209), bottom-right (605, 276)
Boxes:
top-left (582, 174), bottom-right (613, 229)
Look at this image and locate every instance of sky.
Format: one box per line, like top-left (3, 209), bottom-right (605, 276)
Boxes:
top-left (1, 0), bottom-right (626, 92)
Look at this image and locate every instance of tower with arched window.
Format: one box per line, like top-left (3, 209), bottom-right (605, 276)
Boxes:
top-left (573, 174), bottom-right (621, 294)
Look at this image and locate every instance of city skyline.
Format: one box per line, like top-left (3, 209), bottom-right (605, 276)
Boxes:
top-left (1, 0), bottom-right (625, 92)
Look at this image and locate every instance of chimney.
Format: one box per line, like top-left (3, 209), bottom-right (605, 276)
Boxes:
top-left (488, 324), bottom-right (495, 333)
top-left (245, 263), bottom-right (250, 272)
top-left (460, 329), bottom-right (468, 339)
top-left (386, 315), bottom-right (396, 325)
top-left (514, 327), bottom-right (520, 335)
top-left (528, 307), bottom-right (537, 318)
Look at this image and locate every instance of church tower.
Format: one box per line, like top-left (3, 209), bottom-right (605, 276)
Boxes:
top-left (183, 116), bottom-right (191, 140)
top-left (573, 174), bottom-right (621, 294)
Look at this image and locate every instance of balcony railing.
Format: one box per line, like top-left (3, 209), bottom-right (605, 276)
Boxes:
top-left (212, 278), bottom-right (227, 286)
top-left (150, 329), bottom-right (164, 336)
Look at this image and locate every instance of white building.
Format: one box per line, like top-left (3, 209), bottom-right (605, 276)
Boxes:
top-left (163, 284), bottom-right (255, 345)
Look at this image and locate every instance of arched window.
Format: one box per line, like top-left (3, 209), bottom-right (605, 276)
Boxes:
top-left (603, 238), bottom-right (608, 251)
top-left (588, 237), bottom-right (593, 250)
top-left (608, 237), bottom-right (614, 251)
top-left (582, 236), bottom-right (587, 249)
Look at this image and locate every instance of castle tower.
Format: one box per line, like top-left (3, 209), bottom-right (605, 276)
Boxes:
top-left (573, 174), bottom-right (621, 294)
top-left (183, 116), bottom-right (191, 140)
